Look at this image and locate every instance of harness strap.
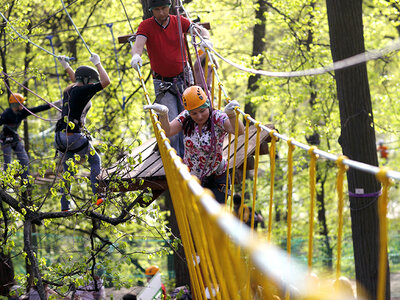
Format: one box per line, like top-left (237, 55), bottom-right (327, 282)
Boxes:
top-left (55, 132), bottom-right (89, 154)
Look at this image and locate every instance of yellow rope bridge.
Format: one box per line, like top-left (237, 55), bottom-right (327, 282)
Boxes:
top-left (135, 42), bottom-right (397, 300)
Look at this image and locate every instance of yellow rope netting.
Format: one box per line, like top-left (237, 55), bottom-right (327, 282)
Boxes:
top-left (307, 147), bottom-right (319, 270)
top-left (135, 42), bottom-right (397, 298)
top-left (376, 167), bottom-right (391, 300)
top-left (335, 156), bottom-right (348, 280)
top-left (267, 130), bottom-right (277, 242)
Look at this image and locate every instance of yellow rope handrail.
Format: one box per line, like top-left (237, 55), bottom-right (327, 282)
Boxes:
top-left (251, 123), bottom-right (262, 230)
top-left (239, 115), bottom-right (250, 222)
top-left (267, 130), bottom-right (277, 242)
top-left (307, 146), bottom-right (319, 270)
top-left (286, 138), bottom-right (295, 300)
top-left (376, 167), bottom-right (391, 300)
top-left (133, 37), bottom-right (400, 298)
top-left (335, 155), bottom-right (348, 280)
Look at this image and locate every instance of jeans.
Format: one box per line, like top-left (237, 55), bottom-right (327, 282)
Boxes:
top-left (2, 140), bottom-right (29, 179)
top-left (153, 78), bottom-right (185, 158)
top-left (55, 131), bottom-right (101, 211)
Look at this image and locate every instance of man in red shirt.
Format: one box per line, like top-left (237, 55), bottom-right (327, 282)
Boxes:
top-left (131, 0), bottom-right (208, 157)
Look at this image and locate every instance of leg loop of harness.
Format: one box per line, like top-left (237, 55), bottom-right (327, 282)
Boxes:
top-left (55, 131), bottom-right (90, 156)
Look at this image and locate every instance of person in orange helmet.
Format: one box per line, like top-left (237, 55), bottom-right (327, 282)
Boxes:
top-left (145, 265), bottom-right (167, 300)
top-left (0, 93), bottom-right (57, 180)
top-left (377, 140), bottom-right (389, 160)
top-left (144, 85), bottom-right (244, 203)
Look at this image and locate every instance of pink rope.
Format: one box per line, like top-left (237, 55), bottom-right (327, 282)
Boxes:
top-left (3, 71), bottom-right (62, 112)
top-left (2, 74), bottom-right (59, 122)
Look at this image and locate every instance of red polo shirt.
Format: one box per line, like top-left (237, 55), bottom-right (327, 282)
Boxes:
top-left (136, 15), bottom-right (190, 77)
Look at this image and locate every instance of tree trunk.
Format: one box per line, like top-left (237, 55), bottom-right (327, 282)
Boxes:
top-left (245, 0), bottom-right (267, 117)
top-left (316, 164), bottom-right (333, 270)
top-left (165, 192), bottom-right (190, 287)
top-left (326, 1), bottom-right (389, 299)
top-left (0, 252), bottom-right (15, 296)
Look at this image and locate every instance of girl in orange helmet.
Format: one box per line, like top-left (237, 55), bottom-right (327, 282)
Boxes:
top-left (144, 85), bottom-right (244, 203)
top-left (0, 93), bottom-right (57, 179)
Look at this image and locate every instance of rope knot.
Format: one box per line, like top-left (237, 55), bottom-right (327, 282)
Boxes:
top-left (269, 130), bottom-right (277, 142)
top-left (308, 146), bottom-right (319, 160)
top-left (287, 138), bottom-right (295, 150)
top-left (336, 155), bottom-right (349, 171)
top-left (376, 167), bottom-right (391, 186)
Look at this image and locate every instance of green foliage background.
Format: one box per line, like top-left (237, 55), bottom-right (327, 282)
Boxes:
top-left (1, 0), bottom-right (400, 296)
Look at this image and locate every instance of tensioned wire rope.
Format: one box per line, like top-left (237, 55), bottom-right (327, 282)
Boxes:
top-left (59, 0), bottom-right (92, 56)
top-left (0, 11), bottom-right (73, 61)
top-left (2, 71), bottom-right (61, 122)
top-left (106, 23), bottom-right (126, 110)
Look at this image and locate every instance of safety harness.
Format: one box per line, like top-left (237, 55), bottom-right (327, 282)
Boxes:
top-left (54, 131), bottom-right (89, 154)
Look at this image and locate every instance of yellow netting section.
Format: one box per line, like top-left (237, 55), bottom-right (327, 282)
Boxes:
top-left (134, 45), bottom-right (396, 298)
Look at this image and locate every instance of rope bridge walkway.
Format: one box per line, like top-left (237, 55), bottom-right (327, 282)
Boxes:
top-left (99, 124), bottom-right (273, 205)
top-left (122, 3), bottom-right (400, 299)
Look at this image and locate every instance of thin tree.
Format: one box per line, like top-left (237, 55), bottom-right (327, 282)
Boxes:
top-left (245, 0), bottom-right (267, 117)
top-left (326, 0), bottom-right (390, 299)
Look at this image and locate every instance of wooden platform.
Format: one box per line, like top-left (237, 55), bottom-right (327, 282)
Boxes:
top-left (99, 125), bottom-right (273, 199)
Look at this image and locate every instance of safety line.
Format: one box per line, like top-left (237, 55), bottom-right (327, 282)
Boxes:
top-left (119, 0), bottom-right (134, 33)
top-left (189, 25), bottom-right (212, 101)
top-left (30, 0), bottom-right (78, 31)
top-left (46, 35), bottom-right (63, 99)
top-left (177, 4), bottom-right (400, 183)
top-left (28, 17), bottom-right (140, 38)
top-left (188, 20), bottom-right (400, 182)
top-left (106, 23), bottom-right (126, 110)
top-left (175, 0), bottom-right (189, 89)
top-left (0, 11), bottom-right (59, 58)
top-left (59, 0), bottom-right (92, 55)
top-left (182, 5), bottom-right (400, 78)
top-left (3, 71), bottom-right (62, 112)
top-left (210, 42), bottom-right (400, 77)
top-left (0, 11), bottom-right (75, 65)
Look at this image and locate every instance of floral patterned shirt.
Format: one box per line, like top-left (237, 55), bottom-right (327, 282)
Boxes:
top-left (176, 109), bottom-right (229, 179)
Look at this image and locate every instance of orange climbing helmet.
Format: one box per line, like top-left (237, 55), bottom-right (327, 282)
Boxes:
top-left (9, 93), bottom-right (25, 104)
top-left (145, 265), bottom-right (159, 276)
top-left (182, 85), bottom-right (209, 111)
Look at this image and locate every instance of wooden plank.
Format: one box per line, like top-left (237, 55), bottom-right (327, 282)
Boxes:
top-left (129, 150), bottom-right (164, 178)
top-left (102, 138), bottom-right (157, 178)
top-left (118, 34), bottom-right (135, 44)
top-left (100, 124), bottom-right (276, 193)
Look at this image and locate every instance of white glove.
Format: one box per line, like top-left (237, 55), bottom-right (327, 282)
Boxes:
top-left (131, 53), bottom-right (143, 70)
top-left (224, 100), bottom-right (240, 117)
top-left (143, 104), bottom-right (169, 116)
top-left (90, 53), bottom-right (101, 65)
top-left (200, 39), bottom-right (213, 52)
top-left (58, 55), bottom-right (70, 69)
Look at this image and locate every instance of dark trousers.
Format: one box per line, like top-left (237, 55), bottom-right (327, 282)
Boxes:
top-left (202, 171), bottom-right (230, 204)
